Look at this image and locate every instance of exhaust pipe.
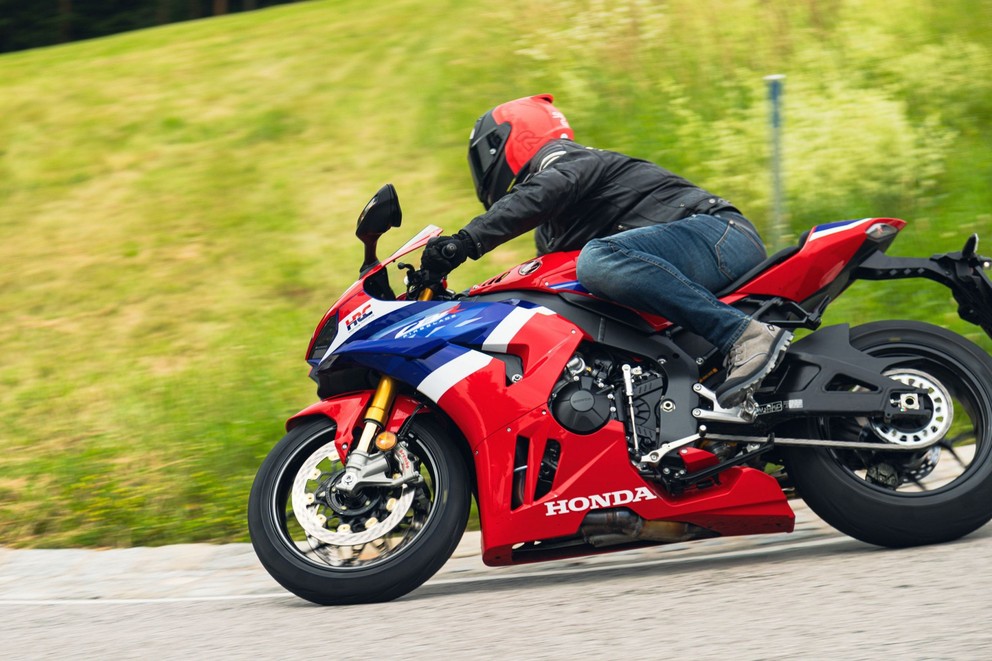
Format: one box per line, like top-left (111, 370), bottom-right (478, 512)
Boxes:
top-left (580, 510), bottom-right (709, 548)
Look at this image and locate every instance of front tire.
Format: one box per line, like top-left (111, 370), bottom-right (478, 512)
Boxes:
top-left (248, 415), bottom-right (470, 604)
top-left (784, 321), bottom-right (992, 548)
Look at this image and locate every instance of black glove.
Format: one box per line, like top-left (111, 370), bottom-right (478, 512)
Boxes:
top-left (421, 231), bottom-right (473, 274)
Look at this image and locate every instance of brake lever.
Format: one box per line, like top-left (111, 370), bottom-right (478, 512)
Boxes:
top-left (397, 262), bottom-right (445, 299)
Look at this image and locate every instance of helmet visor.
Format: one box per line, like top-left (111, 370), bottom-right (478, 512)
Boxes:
top-left (468, 120), bottom-right (511, 207)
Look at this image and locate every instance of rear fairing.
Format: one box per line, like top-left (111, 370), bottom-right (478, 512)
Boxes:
top-left (734, 217), bottom-right (905, 300)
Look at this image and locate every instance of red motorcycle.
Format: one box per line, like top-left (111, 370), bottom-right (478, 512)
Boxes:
top-left (248, 184), bottom-right (992, 605)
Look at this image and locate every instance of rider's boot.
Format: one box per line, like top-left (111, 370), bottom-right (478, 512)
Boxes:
top-left (715, 320), bottom-right (793, 408)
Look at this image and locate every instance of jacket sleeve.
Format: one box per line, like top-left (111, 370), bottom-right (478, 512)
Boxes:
top-left (460, 146), bottom-right (607, 258)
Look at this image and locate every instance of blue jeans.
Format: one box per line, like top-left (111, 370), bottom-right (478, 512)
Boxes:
top-left (576, 213), bottom-right (767, 353)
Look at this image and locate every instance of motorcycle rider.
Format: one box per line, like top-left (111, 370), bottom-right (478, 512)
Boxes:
top-left (421, 94), bottom-right (792, 407)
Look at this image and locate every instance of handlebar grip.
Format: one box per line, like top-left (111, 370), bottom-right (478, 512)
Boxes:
top-left (441, 242), bottom-right (459, 259)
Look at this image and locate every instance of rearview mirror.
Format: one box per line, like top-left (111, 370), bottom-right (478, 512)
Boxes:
top-left (356, 184), bottom-right (402, 241)
top-left (356, 184), bottom-right (402, 273)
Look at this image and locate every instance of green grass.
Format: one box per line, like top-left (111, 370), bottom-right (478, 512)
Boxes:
top-left (0, 0), bottom-right (990, 547)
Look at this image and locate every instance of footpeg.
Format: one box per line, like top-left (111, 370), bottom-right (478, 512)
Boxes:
top-left (691, 383), bottom-right (756, 424)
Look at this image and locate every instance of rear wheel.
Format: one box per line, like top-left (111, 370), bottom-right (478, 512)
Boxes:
top-left (248, 415), bottom-right (470, 604)
top-left (783, 321), bottom-right (992, 547)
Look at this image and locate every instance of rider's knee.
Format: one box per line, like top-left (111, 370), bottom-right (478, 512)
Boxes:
top-left (576, 239), bottom-right (614, 296)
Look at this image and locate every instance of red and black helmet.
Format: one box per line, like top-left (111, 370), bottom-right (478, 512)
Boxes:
top-left (468, 94), bottom-right (574, 209)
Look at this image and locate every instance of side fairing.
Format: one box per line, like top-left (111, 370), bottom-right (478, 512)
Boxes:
top-left (318, 298), bottom-right (585, 441)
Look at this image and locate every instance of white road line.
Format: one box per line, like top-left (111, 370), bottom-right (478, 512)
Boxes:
top-left (0, 592), bottom-right (295, 606)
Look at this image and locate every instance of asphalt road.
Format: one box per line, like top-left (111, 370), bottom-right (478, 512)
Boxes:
top-left (4, 500), bottom-right (992, 660)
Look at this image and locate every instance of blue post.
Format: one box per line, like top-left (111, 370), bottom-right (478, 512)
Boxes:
top-left (764, 74), bottom-right (785, 250)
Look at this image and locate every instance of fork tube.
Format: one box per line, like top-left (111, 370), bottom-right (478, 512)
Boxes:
top-left (350, 285), bottom-right (435, 458)
top-left (352, 377), bottom-right (397, 456)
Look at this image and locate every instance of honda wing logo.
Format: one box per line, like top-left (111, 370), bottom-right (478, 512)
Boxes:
top-left (544, 487), bottom-right (658, 516)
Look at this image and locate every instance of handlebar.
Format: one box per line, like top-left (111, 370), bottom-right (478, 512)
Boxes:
top-left (397, 261), bottom-right (443, 301)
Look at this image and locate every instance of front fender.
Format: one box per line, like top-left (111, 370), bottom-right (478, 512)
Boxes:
top-left (287, 392), bottom-right (422, 461)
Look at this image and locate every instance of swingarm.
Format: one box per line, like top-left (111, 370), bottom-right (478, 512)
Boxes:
top-left (691, 324), bottom-right (936, 428)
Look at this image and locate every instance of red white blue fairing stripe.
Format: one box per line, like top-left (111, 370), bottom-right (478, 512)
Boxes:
top-left (805, 218), bottom-right (874, 242)
top-left (319, 297), bottom-right (555, 402)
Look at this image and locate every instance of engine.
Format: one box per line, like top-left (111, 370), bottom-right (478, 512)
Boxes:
top-left (549, 348), bottom-right (667, 454)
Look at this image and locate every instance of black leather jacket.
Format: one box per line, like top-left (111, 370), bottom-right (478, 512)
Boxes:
top-left (461, 139), bottom-right (751, 257)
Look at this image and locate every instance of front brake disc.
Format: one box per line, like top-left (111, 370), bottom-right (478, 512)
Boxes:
top-left (291, 442), bottom-right (416, 546)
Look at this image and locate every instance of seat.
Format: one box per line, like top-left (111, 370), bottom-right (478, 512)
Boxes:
top-left (714, 229), bottom-right (810, 298)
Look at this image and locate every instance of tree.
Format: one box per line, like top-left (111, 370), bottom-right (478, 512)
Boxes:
top-left (0, 0), bottom-right (306, 53)
top-left (58, 0), bottom-right (72, 43)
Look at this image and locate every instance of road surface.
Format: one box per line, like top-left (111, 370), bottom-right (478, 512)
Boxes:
top-left (3, 501), bottom-right (991, 660)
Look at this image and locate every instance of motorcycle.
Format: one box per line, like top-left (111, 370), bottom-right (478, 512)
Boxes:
top-left (248, 183), bottom-right (992, 605)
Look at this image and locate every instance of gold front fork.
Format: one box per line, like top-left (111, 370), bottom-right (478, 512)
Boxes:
top-left (338, 284), bottom-right (435, 491)
top-left (351, 376), bottom-right (397, 457)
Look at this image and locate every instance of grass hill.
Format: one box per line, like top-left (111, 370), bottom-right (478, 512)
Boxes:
top-left (1, 0), bottom-right (990, 547)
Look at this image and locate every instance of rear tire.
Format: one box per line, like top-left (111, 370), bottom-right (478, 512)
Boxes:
top-left (783, 321), bottom-right (992, 548)
top-left (248, 415), bottom-right (470, 604)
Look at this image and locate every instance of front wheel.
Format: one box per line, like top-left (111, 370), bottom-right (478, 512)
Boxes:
top-left (248, 415), bottom-right (471, 604)
top-left (783, 321), bottom-right (992, 548)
